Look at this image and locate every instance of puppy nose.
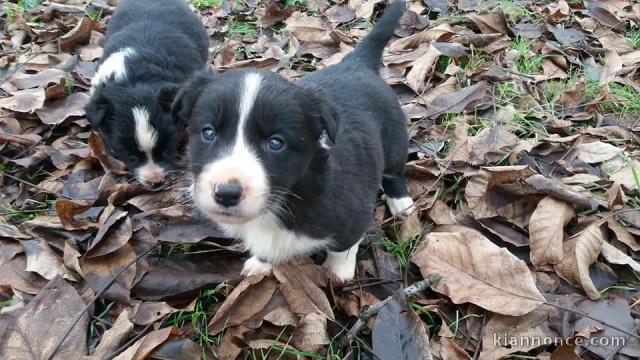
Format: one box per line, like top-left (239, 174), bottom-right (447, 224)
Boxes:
top-left (214, 183), bottom-right (243, 207)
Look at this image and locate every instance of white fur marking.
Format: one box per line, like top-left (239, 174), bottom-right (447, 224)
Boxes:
top-left (91, 47), bottom-right (135, 93)
top-left (136, 159), bottom-right (164, 185)
top-left (319, 131), bottom-right (331, 149)
top-left (132, 106), bottom-right (158, 154)
top-left (241, 256), bottom-right (273, 276)
top-left (323, 238), bottom-right (362, 282)
top-left (220, 211), bottom-right (331, 265)
top-left (387, 196), bottom-right (415, 217)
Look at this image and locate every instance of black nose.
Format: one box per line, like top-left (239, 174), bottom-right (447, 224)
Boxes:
top-left (214, 183), bottom-right (243, 207)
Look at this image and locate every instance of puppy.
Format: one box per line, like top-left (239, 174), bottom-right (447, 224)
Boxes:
top-left (85, 0), bottom-right (209, 187)
top-left (176, 2), bottom-right (413, 281)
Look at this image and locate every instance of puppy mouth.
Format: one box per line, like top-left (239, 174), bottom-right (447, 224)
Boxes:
top-left (206, 209), bottom-right (252, 224)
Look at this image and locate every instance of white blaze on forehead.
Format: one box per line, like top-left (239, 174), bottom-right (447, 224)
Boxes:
top-left (132, 106), bottom-right (158, 153)
top-left (131, 106), bottom-right (164, 184)
top-left (91, 47), bottom-right (135, 93)
top-left (236, 72), bottom-right (263, 146)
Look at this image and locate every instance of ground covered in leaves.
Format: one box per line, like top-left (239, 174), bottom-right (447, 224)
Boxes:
top-left (2, 0), bottom-right (640, 359)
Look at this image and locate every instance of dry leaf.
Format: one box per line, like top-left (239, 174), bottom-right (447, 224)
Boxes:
top-left (554, 222), bottom-right (606, 300)
top-left (529, 197), bottom-right (574, 266)
top-left (412, 228), bottom-right (544, 316)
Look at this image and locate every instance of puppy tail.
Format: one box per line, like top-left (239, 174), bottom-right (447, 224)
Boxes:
top-left (345, 1), bottom-right (404, 69)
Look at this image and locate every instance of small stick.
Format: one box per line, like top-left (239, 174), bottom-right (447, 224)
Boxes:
top-left (337, 273), bottom-right (440, 350)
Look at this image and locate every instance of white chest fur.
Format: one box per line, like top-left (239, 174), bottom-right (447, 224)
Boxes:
top-left (219, 212), bottom-right (331, 264)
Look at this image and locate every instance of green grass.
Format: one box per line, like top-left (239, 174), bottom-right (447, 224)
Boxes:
top-left (377, 233), bottom-right (419, 272)
top-left (448, 311), bottom-right (483, 338)
top-left (89, 301), bottom-right (115, 340)
top-left (0, 297), bottom-right (18, 308)
top-left (284, 0), bottom-right (307, 6)
top-left (410, 303), bottom-right (437, 330)
top-left (509, 36), bottom-right (554, 74)
top-left (85, 9), bottom-right (103, 21)
top-left (585, 81), bottom-right (640, 119)
top-left (600, 284), bottom-right (636, 294)
top-left (488, 0), bottom-right (533, 22)
top-left (628, 28), bottom-right (640, 49)
top-left (168, 283), bottom-right (227, 358)
top-left (63, 73), bottom-right (74, 95)
top-left (227, 19), bottom-right (256, 38)
top-left (188, 0), bottom-right (224, 9)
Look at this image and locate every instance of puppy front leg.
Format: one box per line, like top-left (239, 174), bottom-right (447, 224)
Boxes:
top-left (323, 238), bottom-right (363, 282)
top-left (241, 256), bottom-right (273, 276)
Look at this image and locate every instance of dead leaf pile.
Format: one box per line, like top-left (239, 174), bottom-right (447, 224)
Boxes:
top-left (3, 0), bottom-right (640, 358)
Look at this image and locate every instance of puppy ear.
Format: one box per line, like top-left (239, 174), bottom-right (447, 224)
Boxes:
top-left (308, 90), bottom-right (338, 147)
top-left (172, 66), bottom-right (215, 125)
top-left (158, 84), bottom-right (180, 113)
top-left (85, 94), bottom-right (112, 130)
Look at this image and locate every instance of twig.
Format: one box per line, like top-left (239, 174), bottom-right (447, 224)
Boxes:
top-left (337, 273), bottom-right (441, 350)
top-left (1, 172), bottom-right (72, 199)
top-left (0, 133), bottom-right (37, 147)
top-left (46, 243), bottom-right (161, 360)
top-left (472, 311), bottom-right (486, 360)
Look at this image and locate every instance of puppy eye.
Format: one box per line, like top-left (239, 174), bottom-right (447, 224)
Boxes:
top-left (202, 127), bottom-right (217, 141)
top-left (127, 155), bottom-right (139, 165)
top-left (266, 136), bottom-right (285, 152)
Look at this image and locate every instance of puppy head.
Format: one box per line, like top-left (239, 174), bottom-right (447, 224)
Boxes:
top-left (86, 82), bottom-right (180, 187)
top-left (177, 69), bottom-right (337, 224)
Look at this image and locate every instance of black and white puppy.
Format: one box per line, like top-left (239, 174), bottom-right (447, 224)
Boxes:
top-left (176, 2), bottom-right (413, 281)
top-left (85, 0), bottom-right (209, 187)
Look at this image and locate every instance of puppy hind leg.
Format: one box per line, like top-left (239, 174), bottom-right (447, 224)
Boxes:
top-left (323, 238), bottom-right (362, 282)
top-left (382, 176), bottom-right (415, 217)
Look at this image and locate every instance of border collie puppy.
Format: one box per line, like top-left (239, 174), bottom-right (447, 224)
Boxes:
top-left (85, 0), bottom-right (209, 187)
top-left (175, 2), bottom-right (413, 281)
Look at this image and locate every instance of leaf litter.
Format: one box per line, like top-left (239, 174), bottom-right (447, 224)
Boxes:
top-left (2, 0), bottom-right (640, 358)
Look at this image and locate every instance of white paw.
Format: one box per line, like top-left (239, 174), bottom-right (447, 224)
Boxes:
top-left (386, 196), bottom-right (415, 217)
top-left (241, 256), bottom-right (273, 276)
top-left (323, 253), bottom-right (356, 283)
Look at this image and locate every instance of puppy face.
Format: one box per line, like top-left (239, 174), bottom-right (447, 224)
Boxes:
top-left (86, 82), bottom-right (179, 187)
top-left (178, 69), bottom-right (336, 224)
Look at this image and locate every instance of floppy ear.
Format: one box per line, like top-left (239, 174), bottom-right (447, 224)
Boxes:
top-left (172, 66), bottom-right (216, 126)
top-left (308, 89), bottom-right (338, 147)
top-left (158, 84), bottom-right (180, 113)
top-left (85, 94), bottom-right (112, 130)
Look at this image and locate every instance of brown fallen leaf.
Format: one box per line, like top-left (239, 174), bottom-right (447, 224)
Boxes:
top-left (529, 196), bottom-right (574, 267)
top-left (325, 5), bottom-right (355, 23)
top-left (468, 106), bottom-right (520, 165)
top-left (607, 219), bottom-right (640, 251)
top-left (411, 228), bottom-right (545, 316)
top-left (209, 275), bottom-right (278, 334)
top-left (425, 81), bottom-right (488, 118)
top-left (21, 239), bottom-right (78, 281)
top-left (113, 326), bottom-right (173, 360)
top-left (9, 68), bottom-right (66, 90)
top-left (133, 254), bottom-right (244, 299)
top-left (610, 160), bottom-right (640, 191)
top-left (0, 255), bottom-right (48, 294)
top-left (273, 261), bottom-right (334, 319)
top-left (60, 17), bottom-right (100, 50)
top-left (468, 13), bottom-right (509, 34)
top-left (55, 199), bottom-right (96, 230)
top-left (601, 241), bottom-right (640, 273)
top-left (480, 306), bottom-right (558, 360)
top-left (554, 222), bottom-right (605, 300)
top-left (87, 210), bottom-right (132, 258)
top-left (372, 289), bottom-right (432, 360)
top-left (291, 312), bottom-right (329, 353)
top-left (0, 88), bottom-right (46, 113)
top-left (405, 43), bottom-right (441, 93)
top-left (390, 23), bottom-right (454, 51)
top-left (547, 25), bottom-right (584, 45)
top-left (523, 174), bottom-right (601, 210)
top-left (0, 276), bottom-right (88, 360)
top-left (92, 309), bottom-right (134, 359)
top-left (83, 243), bottom-right (137, 304)
top-left (36, 92), bottom-right (90, 124)
top-left (130, 301), bottom-right (178, 326)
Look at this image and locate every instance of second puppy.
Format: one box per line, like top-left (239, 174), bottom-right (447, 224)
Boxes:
top-left (176, 2), bottom-right (413, 281)
top-left (86, 0), bottom-right (209, 187)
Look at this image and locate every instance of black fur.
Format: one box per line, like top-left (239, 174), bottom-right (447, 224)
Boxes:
top-left (182, 2), bottom-right (409, 253)
top-left (85, 0), bottom-right (209, 181)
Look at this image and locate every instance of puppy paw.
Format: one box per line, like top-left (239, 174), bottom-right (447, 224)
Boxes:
top-left (386, 196), bottom-right (415, 218)
top-left (241, 256), bottom-right (273, 277)
top-left (322, 255), bottom-right (356, 283)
